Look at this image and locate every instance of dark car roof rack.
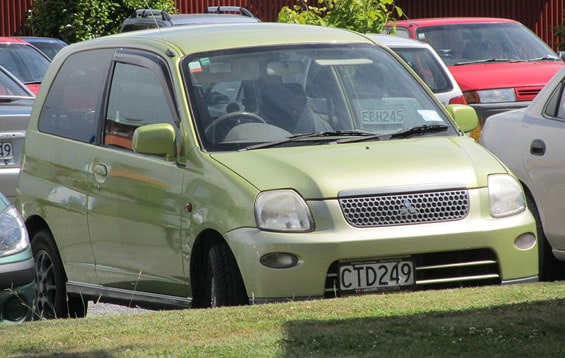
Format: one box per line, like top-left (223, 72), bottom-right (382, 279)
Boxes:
top-left (129, 7), bottom-right (256, 21)
top-left (205, 6), bottom-right (255, 18)
top-left (130, 9), bottom-right (172, 21)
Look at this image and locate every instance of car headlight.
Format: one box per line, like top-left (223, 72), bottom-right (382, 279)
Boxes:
top-left (488, 174), bottom-right (525, 218)
top-left (255, 190), bottom-right (314, 232)
top-left (464, 88), bottom-right (516, 104)
top-left (0, 205), bottom-right (30, 257)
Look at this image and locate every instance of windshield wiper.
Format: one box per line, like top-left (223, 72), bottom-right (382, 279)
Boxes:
top-left (243, 130), bottom-right (377, 150)
top-left (389, 124), bottom-right (449, 139)
top-left (454, 58), bottom-right (518, 65)
top-left (336, 124), bottom-right (449, 144)
top-left (527, 56), bottom-right (561, 62)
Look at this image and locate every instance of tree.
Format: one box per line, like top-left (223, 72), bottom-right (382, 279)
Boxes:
top-left (278, 0), bottom-right (403, 34)
top-left (26, 0), bottom-right (176, 44)
top-left (555, 10), bottom-right (565, 50)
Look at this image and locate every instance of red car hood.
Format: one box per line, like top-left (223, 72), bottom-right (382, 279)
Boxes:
top-left (448, 61), bottom-right (563, 92)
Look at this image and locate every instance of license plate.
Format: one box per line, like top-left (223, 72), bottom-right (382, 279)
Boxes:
top-left (339, 258), bottom-right (414, 294)
top-left (0, 142), bottom-right (13, 160)
top-left (360, 106), bottom-right (405, 125)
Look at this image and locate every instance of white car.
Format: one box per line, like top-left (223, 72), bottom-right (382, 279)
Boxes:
top-left (367, 34), bottom-right (465, 106)
top-left (480, 66), bottom-right (565, 281)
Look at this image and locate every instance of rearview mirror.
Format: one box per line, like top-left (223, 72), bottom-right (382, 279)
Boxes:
top-left (445, 104), bottom-right (479, 133)
top-left (132, 123), bottom-right (177, 159)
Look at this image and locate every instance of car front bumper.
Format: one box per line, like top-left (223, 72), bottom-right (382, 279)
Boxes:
top-left (226, 198), bottom-right (538, 302)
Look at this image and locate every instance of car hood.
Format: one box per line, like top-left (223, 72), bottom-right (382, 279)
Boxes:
top-left (448, 61), bottom-right (563, 92)
top-left (210, 137), bottom-right (506, 199)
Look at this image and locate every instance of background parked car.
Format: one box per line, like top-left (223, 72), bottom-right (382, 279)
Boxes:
top-left (17, 36), bottom-right (68, 60)
top-left (367, 34), bottom-right (466, 106)
top-left (16, 22), bottom-right (538, 320)
top-left (480, 66), bottom-right (565, 281)
top-left (0, 191), bottom-right (35, 323)
top-left (0, 65), bottom-right (34, 203)
top-left (0, 37), bottom-right (51, 95)
top-left (389, 17), bottom-right (564, 129)
top-left (120, 6), bottom-right (260, 32)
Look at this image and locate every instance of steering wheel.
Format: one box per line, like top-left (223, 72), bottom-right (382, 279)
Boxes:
top-left (205, 111), bottom-right (266, 139)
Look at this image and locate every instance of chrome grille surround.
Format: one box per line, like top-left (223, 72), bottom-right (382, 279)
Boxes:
top-left (339, 189), bottom-right (470, 227)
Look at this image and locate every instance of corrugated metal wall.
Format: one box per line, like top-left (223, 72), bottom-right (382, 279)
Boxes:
top-left (1, 0), bottom-right (564, 50)
top-left (1, 0), bottom-right (33, 36)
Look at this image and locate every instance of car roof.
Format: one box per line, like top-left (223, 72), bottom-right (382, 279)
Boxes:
top-left (395, 17), bottom-right (519, 27)
top-left (366, 34), bottom-right (434, 49)
top-left (0, 37), bottom-right (29, 44)
top-left (66, 23), bottom-right (374, 56)
top-left (17, 36), bottom-right (67, 45)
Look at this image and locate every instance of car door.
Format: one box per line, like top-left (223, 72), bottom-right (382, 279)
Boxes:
top-left (87, 49), bottom-right (187, 297)
top-left (523, 79), bottom-right (565, 251)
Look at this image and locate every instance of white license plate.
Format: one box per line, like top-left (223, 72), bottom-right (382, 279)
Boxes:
top-left (0, 142), bottom-right (13, 160)
top-left (339, 258), bottom-right (414, 294)
top-left (360, 107), bottom-right (405, 124)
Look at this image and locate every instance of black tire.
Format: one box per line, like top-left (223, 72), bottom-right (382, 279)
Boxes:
top-left (526, 194), bottom-right (565, 281)
top-left (201, 243), bottom-right (248, 308)
top-left (32, 229), bottom-right (87, 319)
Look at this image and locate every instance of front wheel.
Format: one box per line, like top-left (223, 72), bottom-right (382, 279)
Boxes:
top-left (32, 229), bottom-right (87, 319)
top-left (202, 243), bottom-right (248, 308)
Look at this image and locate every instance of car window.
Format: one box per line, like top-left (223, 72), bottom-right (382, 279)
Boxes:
top-left (105, 62), bottom-right (177, 151)
top-left (38, 49), bottom-right (113, 142)
top-left (0, 44), bottom-right (50, 83)
top-left (414, 23), bottom-right (558, 66)
top-left (183, 44), bottom-right (456, 152)
top-left (543, 81), bottom-right (565, 120)
top-left (392, 48), bottom-right (452, 93)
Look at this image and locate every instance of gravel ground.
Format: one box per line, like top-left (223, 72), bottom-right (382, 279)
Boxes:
top-left (88, 302), bottom-right (150, 317)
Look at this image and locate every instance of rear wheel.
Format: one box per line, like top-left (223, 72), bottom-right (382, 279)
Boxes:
top-left (32, 229), bottom-right (87, 319)
top-left (526, 194), bottom-right (565, 281)
top-left (201, 242), bottom-right (248, 308)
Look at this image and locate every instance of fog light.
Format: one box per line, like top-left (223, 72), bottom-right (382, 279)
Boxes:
top-left (260, 253), bottom-right (298, 268)
top-left (514, 233), bottom-right (536, 250)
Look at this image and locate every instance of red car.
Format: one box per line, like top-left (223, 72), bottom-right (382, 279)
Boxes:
top-left (0, 37), bottom-right (51, 95)
top-left (391, 17), bottom-right (564, 126)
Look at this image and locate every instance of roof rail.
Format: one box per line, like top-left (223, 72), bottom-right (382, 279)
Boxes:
top-left (131, 9), bottom-right (172, 21)
top-left (205, 6), bottom-right (255, 18)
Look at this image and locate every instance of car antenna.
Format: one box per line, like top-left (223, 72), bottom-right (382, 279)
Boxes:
top-left (142, 0), bottom-right (176, 58)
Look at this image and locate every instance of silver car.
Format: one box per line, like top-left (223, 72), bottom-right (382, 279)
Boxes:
top-left (0, 66), bottom-right (34, 202)
top-left (480, 66), bottom-right (565, 280)
top-left (367, 34), bottom-right (465, 106)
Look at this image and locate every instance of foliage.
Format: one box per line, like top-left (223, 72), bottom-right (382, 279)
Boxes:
top-left (1, 283), bottom-right (564, 356)
top-left (555, 10), bottom-right (565, 50)
top-left (278, 0), bottom-right (403, 34)
top-left (26, 0), bottom-right (176, 44)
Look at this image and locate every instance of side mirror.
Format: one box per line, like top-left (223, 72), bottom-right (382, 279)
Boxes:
top-left (132, 123), bottom-right (177, 158)
top-left (445, 104), bottom-right (479, 133)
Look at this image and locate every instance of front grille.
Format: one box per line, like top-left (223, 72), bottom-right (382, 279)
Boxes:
top-left (339, 189), bottom-right (469, 227)
top-left (324, 249), bottom-right (500, 298)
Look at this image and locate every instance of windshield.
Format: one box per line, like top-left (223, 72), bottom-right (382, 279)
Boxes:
top-left (0, 43), bottom-right (50, 84)
top-left (414, 22), bottom-right (559, 66)
top-left (182, 44), bottom-right (458, 152)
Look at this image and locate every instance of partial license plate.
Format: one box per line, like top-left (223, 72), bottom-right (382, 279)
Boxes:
top-left (0, 142), bottom-right (13, 161)
top-left (339, 258), bottom-right (414, 294)
top-left (360, 106), bottom-right (405, 125)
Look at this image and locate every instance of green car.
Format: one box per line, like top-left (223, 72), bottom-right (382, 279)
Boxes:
top-left (16, 23), bottom-right (538, 319)
top-left (0, 192), bottom-right (34, 322)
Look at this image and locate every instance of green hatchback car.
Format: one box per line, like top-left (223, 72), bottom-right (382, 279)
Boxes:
top-left (16, 23), bottom-right (538, 319)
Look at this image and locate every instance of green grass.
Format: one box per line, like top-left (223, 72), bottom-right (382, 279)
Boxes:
top-left (2, 282), bottom-right (564, 357)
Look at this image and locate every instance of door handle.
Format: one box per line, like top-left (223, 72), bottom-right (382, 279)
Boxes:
top-left (530, 139), bottom-right (546, 156)
top-left (93, 163), bottom-right (108, 186)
